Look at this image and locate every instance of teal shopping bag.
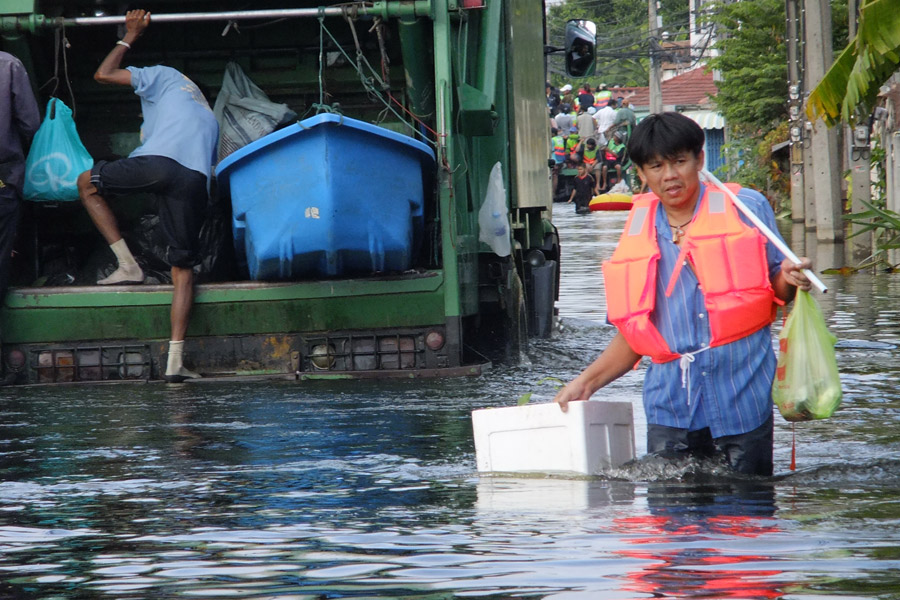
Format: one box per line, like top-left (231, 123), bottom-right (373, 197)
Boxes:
top-left (24, 98), bottom-right (94, 201)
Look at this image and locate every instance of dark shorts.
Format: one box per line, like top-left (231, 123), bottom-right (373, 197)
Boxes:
top-left (90, 156), bottom-right (207, 268)
top-left (647, 413), bottom-right (775, 477)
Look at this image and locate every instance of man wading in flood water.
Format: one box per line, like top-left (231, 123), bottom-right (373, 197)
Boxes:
top-left (554, 112), bottom-right (813, 476)
top-left (76, 9), bottom-right (218, 383)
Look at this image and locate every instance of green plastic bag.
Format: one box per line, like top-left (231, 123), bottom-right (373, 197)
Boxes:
top-left (772, 290), bottom-right (842, 421)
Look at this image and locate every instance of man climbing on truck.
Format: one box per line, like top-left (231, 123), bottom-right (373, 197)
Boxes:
top-left (76, 8), bottom-right (218, 383)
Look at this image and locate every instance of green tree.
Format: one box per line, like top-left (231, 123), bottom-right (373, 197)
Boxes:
top-left (546, 0), bottom-right (690, 88)
top-left (807, 0), bottom-right (900, 269)
top-left (704, 0), bottom-right (789, 132)
top-left (808, 0), bottom-right (900, 126)
top-left (705, 0), bottom-right (846, 131)
top-left (704, 0), bottom-right (847, 210)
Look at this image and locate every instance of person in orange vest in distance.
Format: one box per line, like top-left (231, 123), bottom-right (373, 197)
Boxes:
top-left (574, 137), bottom-right (602, 195)
top-left (564, 126), bottom-right (581, 164)
top-left (550, 127), bottom-right (567, 199)
top-left (554, 112), bottom-right (814, 477)
top-left (593, 83), bottom-right (612, 109)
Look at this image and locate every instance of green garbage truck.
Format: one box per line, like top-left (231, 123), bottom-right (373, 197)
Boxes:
top-left (0, 0), bottom-right (581, 384)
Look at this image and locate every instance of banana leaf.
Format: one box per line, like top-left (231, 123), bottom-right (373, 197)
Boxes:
top-left (807, 0), bottom-right (900, 126)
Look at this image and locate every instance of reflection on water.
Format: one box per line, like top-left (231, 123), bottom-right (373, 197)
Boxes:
top-left (1, 207), bottom-right (900, 597)
top-left (789, 222), bottom-right (847, 273)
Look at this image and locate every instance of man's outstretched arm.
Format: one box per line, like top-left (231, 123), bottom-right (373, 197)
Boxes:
top-left (94, 9), bottom-right (150, 86)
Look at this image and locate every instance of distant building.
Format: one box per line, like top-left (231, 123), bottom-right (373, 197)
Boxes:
top-left (690, 0), bottom-right (719, 67)
top-left (659, 40), bottom-right (692, 81)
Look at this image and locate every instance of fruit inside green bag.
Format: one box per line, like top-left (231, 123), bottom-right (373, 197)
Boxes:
top-left (772, 290), bottom-right (842, 421)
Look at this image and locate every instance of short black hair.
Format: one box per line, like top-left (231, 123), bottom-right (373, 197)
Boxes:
top-left (586, 138), bottom-right (596, 148)
top-left (627, 111), bottom-right (705, 167)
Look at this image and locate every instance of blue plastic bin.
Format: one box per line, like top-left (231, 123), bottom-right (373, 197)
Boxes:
top-left (216, 113), bottom-right (435, 280)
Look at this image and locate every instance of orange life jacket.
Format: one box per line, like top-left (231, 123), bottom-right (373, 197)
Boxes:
top-left (601, 183), bottom-right (779, 363)
top-left (594, 91), bottom-right (612, 108)
top-left (552, 135), bottom-right (566, 158)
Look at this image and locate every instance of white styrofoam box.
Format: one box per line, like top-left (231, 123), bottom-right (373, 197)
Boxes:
top-left (471, 401), bottom-right (635, 476)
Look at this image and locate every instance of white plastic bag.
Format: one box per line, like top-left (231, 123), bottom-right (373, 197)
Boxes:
top-left (213, 62), bottom-right (298, 161)
top-left (478, 162), bottom-right (511, 257)
top-left (609, 180), bottom-right (630, 194)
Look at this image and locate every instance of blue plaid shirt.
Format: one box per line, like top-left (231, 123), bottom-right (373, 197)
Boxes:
top-left (640, 184), bottom-right (786, 438)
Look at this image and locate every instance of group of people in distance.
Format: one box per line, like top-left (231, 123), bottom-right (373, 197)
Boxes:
top-left (547, 81), bottom-right (637, 213)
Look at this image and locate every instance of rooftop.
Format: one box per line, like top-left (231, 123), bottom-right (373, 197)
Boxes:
top-left (609, 68), bottom-right (718, 110)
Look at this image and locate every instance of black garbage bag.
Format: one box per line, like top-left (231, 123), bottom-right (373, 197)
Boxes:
top-left (130, 206), bottom-right (235, 284)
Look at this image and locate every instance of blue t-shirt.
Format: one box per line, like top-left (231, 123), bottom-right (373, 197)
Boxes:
top-left (640, 184), bottom-right (787, 438)
top-left (127, 65), bottom-right (218, 180)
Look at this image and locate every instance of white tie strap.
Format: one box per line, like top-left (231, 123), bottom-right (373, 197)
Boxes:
top-left (679, 345), bottom-right (711, 406)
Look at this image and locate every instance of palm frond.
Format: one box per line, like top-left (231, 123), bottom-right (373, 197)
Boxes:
top-left (807, 0), bottom-right (900, 126)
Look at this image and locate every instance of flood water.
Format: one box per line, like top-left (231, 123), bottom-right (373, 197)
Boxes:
top-left (3, 207), bottom-right (900, 598)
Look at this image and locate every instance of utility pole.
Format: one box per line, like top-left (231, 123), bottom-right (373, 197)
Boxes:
top-left (649, 0), bottom-right (662, 113)
top-left (847, 0), bottom-right (873, 262)
top-left (804, 0), bottom-right (844, 241)
top-left (786, 0), bottom-right (804, 224)
top-left (800, 0), bottom-right (817, 232)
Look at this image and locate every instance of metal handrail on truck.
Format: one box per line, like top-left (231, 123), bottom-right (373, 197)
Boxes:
top-left (1, 3), bottom-right (433, 33)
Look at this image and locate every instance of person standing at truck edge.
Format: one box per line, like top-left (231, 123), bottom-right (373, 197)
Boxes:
top-left (76, 9), bottom-right (218, 383)
top-left (554, 103), bottom-right (574, 136)
top-left (546, 82), bottom-right (560, 112)
top-left (550, 127), bottom-right (566, 200)
top-left (577, 83), bottom-right (595, 113)
top-left (607, 98), bottom-right (636, 142)
top-left (594, 100), bottom-right (616, 146)
top-left (0, 51), bottom-right (40, 303)
top-left (559, 84), bottom-right (574, 108)
top-left (574, 137), bottom-right (601, 193)
top-left (601, 131), bottom-right (627, 192)
top-left (593, 83), bottom-right (612, 109)
top-left (576, 105), bottom-right (597, 144)
top-left (565, 126), bottom-right (581, 167)
top-left (554, 112), bottom-right (814, 476)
